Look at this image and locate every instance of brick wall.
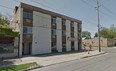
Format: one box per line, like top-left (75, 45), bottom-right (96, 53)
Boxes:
top-left (83, 38), bottom-right (115, 47)
top-left (0, 36), bottom-right (14, 44)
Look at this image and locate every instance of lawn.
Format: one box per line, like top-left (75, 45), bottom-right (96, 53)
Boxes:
top-left (0, 62), bottom-right (40, 71)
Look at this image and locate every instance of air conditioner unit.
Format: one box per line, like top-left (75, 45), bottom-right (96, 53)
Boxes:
top-left (52, 36), bottom-right (55, 38)
top-left (26, 19), bottom-right (31, 23)
top-left (26, 34), bottom-right (31, 37)
top-left (52, 24), bottom-right (56, 26)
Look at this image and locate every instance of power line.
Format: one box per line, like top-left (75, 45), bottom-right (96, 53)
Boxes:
top-left (0, 0), bottom-right (97, 31)
top-left (0, 0), bottom-right (114, 28)
top-left (30, 0), bottom-right (98, 25)
top-left (81, 0), bottom-right (116, 33)
top-left (0, 0), bottom-right (95, 26)
top-left (0, 4), bottom-right (13, 10)
top-left (30, 0), bottom-right (97, 29)
top-left (102, 5), bottom-right (116, 17)
top-left (83, 0), bottom-right (101, 51)
top-left (100, 11), bottom-right (116, 21)
top-left (92, 0), bottom-right (116, 20)
top-left (30, 0), bottom-right (77, 21)
top-left (13, 0), bottom-right (81, 22)
top-left (14, 0), bottom-right (91, 30)
top-left (94, 0), bottom-right (116, 17)
top-left (81, 0), bottom-right (95, 8)
top-left (13, 0), bottom-right (19, 3)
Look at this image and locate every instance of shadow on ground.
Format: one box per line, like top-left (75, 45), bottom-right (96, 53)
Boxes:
top-left (0, 59), bottom-right (15, 68)
top-left (28, 50), bottom-right (94, 57)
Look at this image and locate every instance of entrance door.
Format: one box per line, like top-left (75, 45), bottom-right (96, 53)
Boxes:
top-left (22, 43), bottom-right (31, 55)
top-left (78, 42), bottom-right (82, 51)
top-left (71, 42), bottom-right (74, 51)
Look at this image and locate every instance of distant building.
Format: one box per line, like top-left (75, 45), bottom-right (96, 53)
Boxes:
top-left (83, 38), bottom-right (115, 47)
top-left (11, 3), bottom-right (82, 57)
top-left (114, 37), bottom-right (116, 46)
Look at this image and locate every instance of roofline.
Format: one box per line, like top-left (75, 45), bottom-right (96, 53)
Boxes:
top-left (20, 2), bottom-right (82, 23)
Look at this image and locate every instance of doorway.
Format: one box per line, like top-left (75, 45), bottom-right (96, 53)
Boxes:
top-left (22, 43), bottom-right (31, 55)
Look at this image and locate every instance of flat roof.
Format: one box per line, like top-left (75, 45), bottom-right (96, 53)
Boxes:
top-left (20, 2), bottom-right (82, 23)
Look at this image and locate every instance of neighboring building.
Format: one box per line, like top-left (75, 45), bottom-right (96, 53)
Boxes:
top-left (0, 36), bottom-right (18, 58)
top-left (83, 38), bottom-right (115, 47)
top-left (12, 3), bottom-right (82, 57)
top-left (0, 26), bottom-right (19, 58)
top-left (114, 37), bottom-right (116, 46)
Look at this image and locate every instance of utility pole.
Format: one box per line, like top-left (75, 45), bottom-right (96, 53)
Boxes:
top-left (96, 0), bottom-right (101, 52)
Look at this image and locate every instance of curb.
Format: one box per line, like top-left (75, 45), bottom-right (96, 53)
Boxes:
top-left (0, 51), bottom-right (107, 71)
top-left (21, 66), bottom-right (43, 71)
top-left (28, 52), bottom-right (107, 70)
top-left (81, 52), bottom-right (107, 59)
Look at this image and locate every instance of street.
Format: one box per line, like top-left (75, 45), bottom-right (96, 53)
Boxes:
top-left (30, 47), bottom-right (116, 71)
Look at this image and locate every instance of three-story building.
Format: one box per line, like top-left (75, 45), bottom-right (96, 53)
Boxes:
top-left (12, 3), bottom-right (82, 57)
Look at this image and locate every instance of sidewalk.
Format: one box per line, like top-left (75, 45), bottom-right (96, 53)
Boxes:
top-left (0, 50), bottom-right (105, 68)
top-left (113, 46), bottom-right (116, 48)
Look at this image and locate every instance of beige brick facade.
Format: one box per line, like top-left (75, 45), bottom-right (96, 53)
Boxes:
top-left (83, 38), bottom-right (115, 47)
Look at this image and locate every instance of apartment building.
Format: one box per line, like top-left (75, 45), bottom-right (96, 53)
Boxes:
top-left (12, 3), bottom-right (82, 57)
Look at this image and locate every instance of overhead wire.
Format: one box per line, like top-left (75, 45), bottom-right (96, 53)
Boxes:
top-left (81, 0), bottom-right (116, 29)
top-left (0, 0), bottom-right (97, 32)
top-left (29, 0), bottom-right (97, 30)
top-left (92, 0), bottom-right (116, 20)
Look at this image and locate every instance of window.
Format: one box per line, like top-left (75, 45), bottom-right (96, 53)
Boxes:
top-left (62, 42), bottom-right (66, 47)
top-left (52, 42), bottom-right (56, 48)
top-left (28, 27), bottom-right (32, 33)
top-left (51, 17), bottom-right (56, 24)
top-left (25, 34), bottom-right (31, 37)
top-left (62, 30), bottom-right (66, 36)
top-left (77, 23), bottom-right (78, 30)
top-left (51, 42), bottom-right (57, 52)
top-left (62, 19), bottom-right (66, 26)
top-left (78, 23), bottom-right (81, 28)
top-left (78, 30), bottom-right (81, 37)
top-left (71, 42), bottom-right (74, 47)
top-left (71, 41), bottom-right (74, 50)
top-left (51, 29), bottom-right (56, 36)
top-left (78, 33), bottom-right (81, 39)
top-left (23, 27), bottom-right (27, 33)
top-left (62, 42), bottom-right (66, 52)
top-left (23, 12), bottom-right (33, 20)
top-left (71, 21), bottom-right (74, 27)
top-left (71, 32), bottom-right (74, 37)
top-left (23, 27), bottom-right (32, 34)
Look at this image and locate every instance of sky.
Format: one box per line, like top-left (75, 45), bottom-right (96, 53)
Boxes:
top-left (0, 0), bottom-right (116, 37)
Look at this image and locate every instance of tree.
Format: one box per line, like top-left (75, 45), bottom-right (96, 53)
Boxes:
top-left (100, 27), bottom-right (110, 38)
top-left (109, 24), bottom-right (116, 38)
top-left (95, 24), bottom-right (116, 39)
top-left (0, 13), bottom-right (19, 37)
top-left (82, 31), bottom-right (91, 39)
top-left (0, 13), bottom-right (10, 26)
top-left (94, 32), bottom-right (98, 37)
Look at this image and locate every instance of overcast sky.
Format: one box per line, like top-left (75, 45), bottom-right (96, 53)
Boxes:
top-left (0, 0), bottom-right (116, 37)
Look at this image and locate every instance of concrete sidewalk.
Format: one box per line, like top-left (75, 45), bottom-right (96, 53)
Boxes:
top-left (0, 50), bottom-right (105, 68)
top-left (113, 46), bottom-right (116, 48)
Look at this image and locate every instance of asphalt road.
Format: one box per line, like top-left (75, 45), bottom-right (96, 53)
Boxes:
top-left (30, 47), bottom-right (116, 71)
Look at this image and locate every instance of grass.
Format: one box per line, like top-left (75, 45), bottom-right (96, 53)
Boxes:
top-left (0, 62), bottom-right (40, 71)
